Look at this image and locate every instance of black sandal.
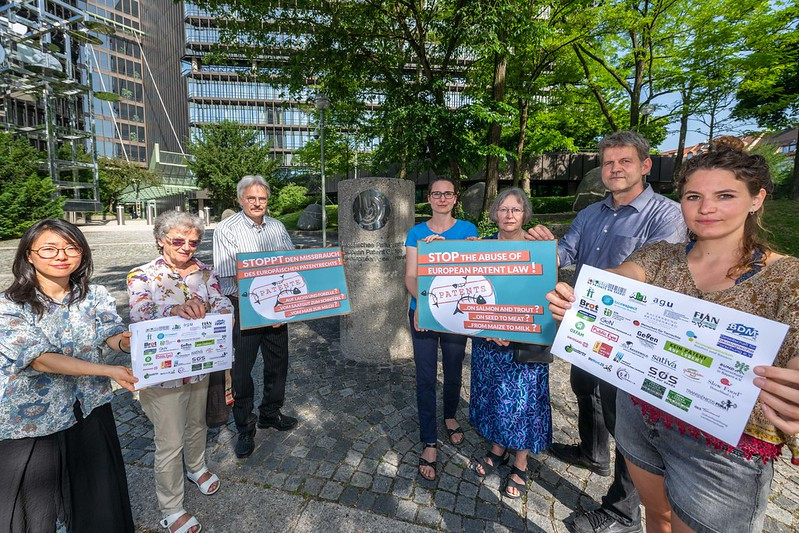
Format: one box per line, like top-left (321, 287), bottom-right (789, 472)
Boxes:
top-left (504, 465), bottom-right (529, 499)
top-left (418, 443), bottom-right (437, 481)
top-left (445, 424), bottom-right (464, 446)
top-left (474, 448), bottom-right (510, 477)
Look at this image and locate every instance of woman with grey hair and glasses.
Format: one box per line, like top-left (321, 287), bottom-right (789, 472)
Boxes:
top-left (470, 188), bottom-right (552, 501)
top-left (127, 210), bottom-right (233, 533)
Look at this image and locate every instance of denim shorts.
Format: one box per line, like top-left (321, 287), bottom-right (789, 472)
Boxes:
top-left (615, 392), bottom-right (773, 533)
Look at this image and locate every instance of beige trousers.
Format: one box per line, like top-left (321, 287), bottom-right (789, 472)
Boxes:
top-left (139, 378), bottom-right (209, 516)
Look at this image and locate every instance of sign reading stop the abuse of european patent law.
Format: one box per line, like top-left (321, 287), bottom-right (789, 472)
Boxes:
top-left (416, 240), bottom-right (558, 344)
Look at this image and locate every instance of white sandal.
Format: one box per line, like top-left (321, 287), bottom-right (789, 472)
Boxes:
top-left (160, 510), bottom-right (201, 533)
top-left (186, 466), bottom-right (220, 495)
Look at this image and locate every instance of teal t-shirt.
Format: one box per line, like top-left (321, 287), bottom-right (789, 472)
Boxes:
top-left (405, 219), bottom-right (478, 310)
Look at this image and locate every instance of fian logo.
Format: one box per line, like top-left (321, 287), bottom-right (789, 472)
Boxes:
top-left (602, 295), bottom-right (614, 306)
top-left (692, 312), bottom-right (719, 330)
top-left (586, 287), bottom-right (595, 298)
top-left (726, 323), bottom-right (758, 340)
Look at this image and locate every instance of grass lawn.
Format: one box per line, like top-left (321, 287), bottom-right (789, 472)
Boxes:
top-left (277, 205), bottom-right (339, 231)
top-left (763, 198), bottom-right (799, 257)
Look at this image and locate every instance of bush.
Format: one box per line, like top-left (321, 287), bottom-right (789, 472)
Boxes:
top-left (531, 195), bottom-right (575, 213)
top-left (0, 174), bottom-right (63, 239)
top-left (270, 184), bottom-right (311, 216)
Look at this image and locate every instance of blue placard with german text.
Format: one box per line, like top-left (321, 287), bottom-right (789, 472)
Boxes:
top-left (236, 247), bottom-right (351, 329)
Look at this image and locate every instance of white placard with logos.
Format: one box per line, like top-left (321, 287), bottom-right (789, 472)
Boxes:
top-left (551, 265), bottom-right (789, 446)
top-left (129, 313), bottom-right (233, 389)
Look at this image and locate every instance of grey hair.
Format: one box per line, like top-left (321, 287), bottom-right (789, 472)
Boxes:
top-left (153, 210), bottom-right (205, 253)
top-left (236, 175), bottom-right (271, 199)
top-left (597, 130), bottom-right (650, 163)
top-left (488, 187), bottom-right (533, 225)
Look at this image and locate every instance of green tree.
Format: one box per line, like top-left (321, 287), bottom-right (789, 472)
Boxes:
top-left (733, 5), bottom-right (799, 198)
top-left (186, 120), bottom-right (279, 210)
top-left (98, 158), bottom-right (162, 212)
top-left (194, 0), bottom-right (477, 180)
top-left (0, 131), bottom-right (62, 239)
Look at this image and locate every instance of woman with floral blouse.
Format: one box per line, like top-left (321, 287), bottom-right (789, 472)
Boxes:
top-left (0, 219), bottom-right (136, 533)
top-left (127, 210), bottom-right (233, 533)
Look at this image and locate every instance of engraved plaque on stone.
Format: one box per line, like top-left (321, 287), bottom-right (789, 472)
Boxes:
top-left (338, 178), bottom-right (415, 362)
top-left (353, 189), bottom-right (391, 231)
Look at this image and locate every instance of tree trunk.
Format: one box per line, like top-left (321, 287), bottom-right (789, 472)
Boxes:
top-left (791, 127), bottom-right (799, 200)
top-left (673, 90), bottom-right (691, 181)
top-left (521, 154), bottom-right (531, 195)
top-left (482, 52), bottom-right (507, 213)
top-left (513, 98), bottom-right (529, 189)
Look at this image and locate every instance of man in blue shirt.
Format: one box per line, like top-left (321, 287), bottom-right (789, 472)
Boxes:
top-left (529, 131), bottom-right (685, 533)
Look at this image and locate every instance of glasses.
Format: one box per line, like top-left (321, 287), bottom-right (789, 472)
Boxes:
top-left (244, 196), bottom-right (268, 205)
top-left (429, 191), bottom-right (456, 199)
top-left (498, 207), bottom-right (523, 215)
top-left (30, 246), bottom-right (83, 259)
top-left (165, 237), bottom-right (201, 248)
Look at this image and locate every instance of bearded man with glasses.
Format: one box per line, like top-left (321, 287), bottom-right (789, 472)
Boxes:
top-left (213, 175), bottom-right (297, 459)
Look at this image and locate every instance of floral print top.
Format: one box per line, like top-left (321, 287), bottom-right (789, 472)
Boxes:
top-left (626, 241), bottom-right (799, 464)
top-left (127, 256), bottom-right (233, 388)
top-left (0, 285), bottom-right (127, 440)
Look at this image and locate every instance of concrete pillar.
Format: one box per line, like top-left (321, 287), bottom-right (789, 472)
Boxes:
top-left (338, 178), bottom-right (415, 362)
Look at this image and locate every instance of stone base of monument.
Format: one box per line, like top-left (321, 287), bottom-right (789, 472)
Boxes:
top-left (338, 178), bottom-right (414, 362)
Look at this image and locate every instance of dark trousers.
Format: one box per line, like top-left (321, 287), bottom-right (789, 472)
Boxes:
top-left (571, 365), bottom-right (641, 524)
top-left (409, 309), bottom-right (468, 444)
top-left (231, 298), bottom-right (290, 433)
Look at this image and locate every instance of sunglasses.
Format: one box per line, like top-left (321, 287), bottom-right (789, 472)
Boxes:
top-left (165, 236), bottom-right (201, 248)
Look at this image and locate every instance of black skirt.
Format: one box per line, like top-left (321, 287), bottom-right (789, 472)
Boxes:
top-left (0, 401), bottom-right (134, 533)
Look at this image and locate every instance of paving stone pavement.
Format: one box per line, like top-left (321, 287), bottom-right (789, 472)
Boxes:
top-left (1, 221), bottom-right (797, 532)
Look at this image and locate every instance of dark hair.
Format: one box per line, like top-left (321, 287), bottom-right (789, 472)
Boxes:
top-left (4, 219), bottom-right (93, 317)
top-left (597, 130), bottom-right (651, 163)
top-left (427, 177), bottom-right (458, 196)
top-left (676, 140), bottom-right (775, 277)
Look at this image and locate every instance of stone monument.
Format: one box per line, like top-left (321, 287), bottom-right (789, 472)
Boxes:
top-left (338, 178), bottom-right (415, 362)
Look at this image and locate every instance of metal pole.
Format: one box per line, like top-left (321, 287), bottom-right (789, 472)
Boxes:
top-left (320, 108), bottom-right (327, 247)
top-left (117, 205), bottom-right (125, 225)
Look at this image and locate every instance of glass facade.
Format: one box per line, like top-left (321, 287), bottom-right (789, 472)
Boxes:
top-left (184, 2), bottom-right (319, 167)
top-left (87, 1), bottom-right (147, 162)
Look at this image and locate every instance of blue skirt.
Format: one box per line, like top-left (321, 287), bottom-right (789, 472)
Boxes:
top-left (469, 338), bottom-right (552, 452)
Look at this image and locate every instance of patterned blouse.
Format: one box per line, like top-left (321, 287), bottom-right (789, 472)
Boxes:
top-left (0, 285), bottom-right (127, 440)
top-left (626, 241), bottom-right (799, 464)
top-left (127, 256), bottom-right (233, 388)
